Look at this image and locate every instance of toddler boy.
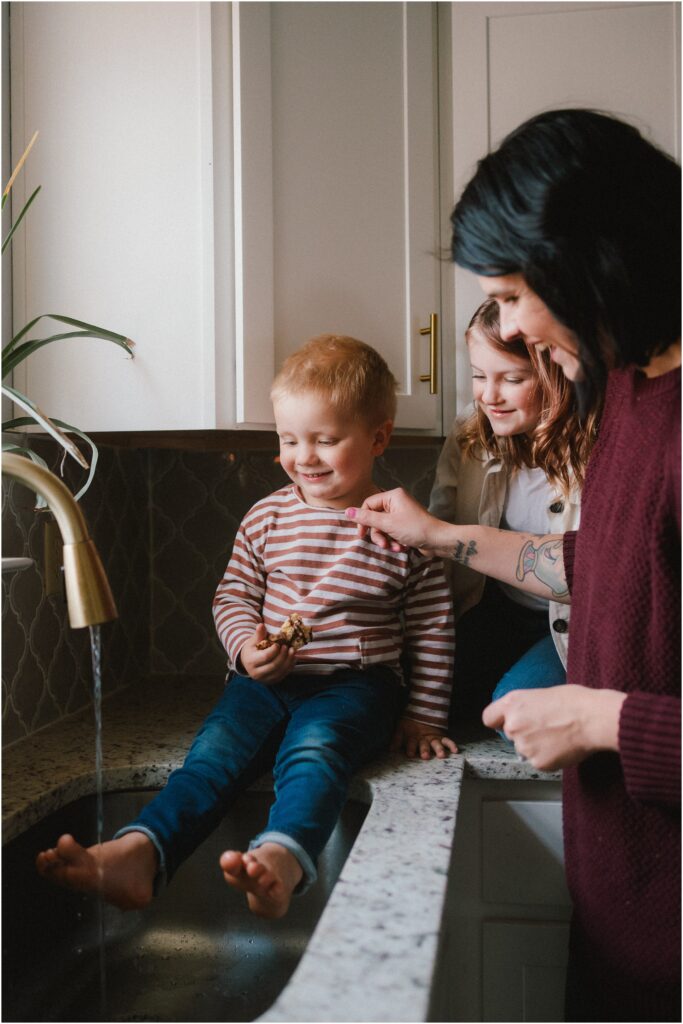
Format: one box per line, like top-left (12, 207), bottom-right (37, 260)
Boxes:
top-left (36, 335), bottom-right (455, 919)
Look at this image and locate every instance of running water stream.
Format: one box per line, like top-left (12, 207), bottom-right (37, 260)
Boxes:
top-left (89, 624), bottom-right (107, 1018)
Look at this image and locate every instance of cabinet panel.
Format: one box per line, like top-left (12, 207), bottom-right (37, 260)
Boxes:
top-left (235, 1), bottom-right (443, 431)
top-left (11, 1), bottom-right (444, 434)
top-left (482, 920), bottom-right (570, 1022)
top-left (429, 779), bottom-right (571, 1023)
top-left (451, 1), bottom-right (680, 415)
top-left (11, 1), bottom-right (218, 432)
top-left (487, 4), bottom-right (678, 152)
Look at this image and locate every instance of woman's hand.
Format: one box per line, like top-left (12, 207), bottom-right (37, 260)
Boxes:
top-left (391, 717), bottom-right (459, 760)
top-left (238, 624), bottom-right (297, 684)
top-left (482, 684), bottom-right (627, 771)
top-left (346, 488), bottom-right (447, 555)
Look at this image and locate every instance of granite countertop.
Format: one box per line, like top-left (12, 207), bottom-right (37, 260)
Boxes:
top-left (2, 675), bottom-right (559, 1023)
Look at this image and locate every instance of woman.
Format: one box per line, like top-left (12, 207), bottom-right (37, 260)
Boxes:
top-left (430, 297), bottom-right (597, 729)
top-left (347, 109), bottom-right (680, 1021)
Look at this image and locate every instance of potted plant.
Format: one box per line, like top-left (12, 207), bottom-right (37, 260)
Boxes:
top-left (2, 131), bottom-right (134, 501)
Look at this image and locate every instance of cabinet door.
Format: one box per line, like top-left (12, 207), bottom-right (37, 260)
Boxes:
top-left (482, 920), bottom-right (570, 1022)
top-left (430, 780), bottom-right (572, 1023)
top-left (234, 1), bottom-right (443, 431)
top-left (450, 1), bottom-right (681, 414)
top-left (10, 1), bottom-right (219, 432)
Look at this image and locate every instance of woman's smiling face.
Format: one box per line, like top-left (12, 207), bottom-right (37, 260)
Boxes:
top-left (468, 329), bottom-right (542, 437)
top-left (477, 273), bottom-right (584, 381)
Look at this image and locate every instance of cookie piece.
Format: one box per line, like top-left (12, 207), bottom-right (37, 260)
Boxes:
top-left (256, 613), bottom-right (313, 651)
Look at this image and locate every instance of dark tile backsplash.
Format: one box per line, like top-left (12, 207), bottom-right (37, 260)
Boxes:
top-left (2, 440), bottom-right (150, 746)
top-left (2, 438), bottom-right (440, 746)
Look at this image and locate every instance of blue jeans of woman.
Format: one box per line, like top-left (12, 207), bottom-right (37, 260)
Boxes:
top-left (491, 633), bottom-right (566, 702)
top-left (116, 667), bottom-right (405, 892)
top-left (449, 579), bottom-right (566, 731)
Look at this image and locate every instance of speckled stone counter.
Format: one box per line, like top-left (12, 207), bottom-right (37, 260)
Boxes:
top-left (2, 675), bottom-right (559, 1023)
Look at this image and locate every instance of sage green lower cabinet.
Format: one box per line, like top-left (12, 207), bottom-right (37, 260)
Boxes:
top-left (429, 779), bottom-right (572, 1023)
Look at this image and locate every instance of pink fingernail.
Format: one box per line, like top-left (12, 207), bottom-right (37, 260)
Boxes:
top-left (345, 507), bottom-right (357, 519)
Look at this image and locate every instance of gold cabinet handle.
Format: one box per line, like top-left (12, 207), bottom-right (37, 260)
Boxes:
top-left (419, 313), bottom-right (438, 395)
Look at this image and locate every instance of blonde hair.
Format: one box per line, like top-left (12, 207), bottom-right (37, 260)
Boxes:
top-left (457, 299), bottom-right (599, 494)
top-left (271, 334), bottom-right (398, 425)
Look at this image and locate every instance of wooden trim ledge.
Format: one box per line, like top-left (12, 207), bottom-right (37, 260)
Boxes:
top-left (89, 430), bottom-right (444, 451)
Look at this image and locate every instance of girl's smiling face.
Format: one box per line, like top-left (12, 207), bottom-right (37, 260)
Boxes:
top-left (274, 391), bottom-right (391, 509)
top-left (468, 328), bottom-right (542, 437)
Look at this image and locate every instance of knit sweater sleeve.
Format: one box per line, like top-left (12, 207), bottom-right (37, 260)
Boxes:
top-left (401, 554), bottom-right (455, 729)
top-left (619, 692), bottom-right (681, 807)
top-left (563, 529), bottom-right (578, 594)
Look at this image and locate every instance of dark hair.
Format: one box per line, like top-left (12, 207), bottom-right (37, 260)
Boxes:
top-left (458, 299), bottom-right (598, 494)
top-left (451, 109), bottom-right (681, 400)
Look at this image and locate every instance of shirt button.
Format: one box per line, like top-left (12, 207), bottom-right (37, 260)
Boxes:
top-left (549, 501), bottom-right (564, 513)
top-left (552, 619), bottom-right (568, 634)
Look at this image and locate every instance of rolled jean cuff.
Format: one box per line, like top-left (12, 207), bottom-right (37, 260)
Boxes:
top-left (114, 825), bottom-right (167, 895)
top-left (249, 830), bottom-right (317, 895)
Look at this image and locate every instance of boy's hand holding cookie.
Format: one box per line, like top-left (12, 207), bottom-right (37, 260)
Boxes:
top-left (239, 615), bottom-right (313, 685)
top-left (391, 717), bottom-right (458, 760)
top-left (238, 624), bottom-right (298, 684)
top-left (255, 613), bottom-right (313, 652)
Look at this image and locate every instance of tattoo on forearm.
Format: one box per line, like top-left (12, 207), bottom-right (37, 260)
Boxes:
top-left (516, 539), bottom-right (569, 599)
top-left (452, 539), bottom-right (478, 567)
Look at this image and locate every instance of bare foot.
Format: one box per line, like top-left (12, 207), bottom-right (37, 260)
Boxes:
top-left (35, 831), bottom-right (157, 911)
top-left (220, 842), bottom-right (303, 919)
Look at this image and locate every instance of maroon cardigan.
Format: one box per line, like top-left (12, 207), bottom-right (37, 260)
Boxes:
top-left (562, 365), bottom-right (681, 1020)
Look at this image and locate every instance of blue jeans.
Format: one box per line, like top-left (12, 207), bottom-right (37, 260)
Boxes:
top-left (116, 668), bottom-right (405, 892)
top-left (491, 633), bottom-right (566, 703)
top-left (449, 580), bottom-right (566, 729)
top-left (491, 633), bottom-right (566, 742)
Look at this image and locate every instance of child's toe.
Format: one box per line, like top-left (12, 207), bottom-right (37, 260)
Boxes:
top-left (220, 850), bottom-right (244, 875)
top-left (245, 858), bottom-right (267, 880)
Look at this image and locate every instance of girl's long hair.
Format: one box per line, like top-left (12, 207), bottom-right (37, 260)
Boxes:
top-left (457, 299), bottom-right (599, 494)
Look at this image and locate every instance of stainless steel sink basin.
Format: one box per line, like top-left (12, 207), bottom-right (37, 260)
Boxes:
top-left (2, 787), bottom-right (367, 1022)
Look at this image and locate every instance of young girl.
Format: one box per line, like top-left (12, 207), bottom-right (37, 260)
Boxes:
top-left (429, 298), bottom-right (598, 729)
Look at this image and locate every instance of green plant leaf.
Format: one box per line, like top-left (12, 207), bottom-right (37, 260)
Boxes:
top-left (3, 314), bottom-right (134, 361)
top-left (1, 130), bottom-right (130, 504)
top-left (3, 416), bottom-right (46, 431)
top-left (4, 332), bottom-right (100, 376)
top-left (2, 384), bottom-right (89, 469)
top-left (49, 417), bottom-right (99, 501)
top-left (2, 418), bottom-right (98, 501)
top-left (3, 329), bottom-right (134, 378)
top-left (2, 315), bottom-right (45, 356)
top-left (1, 185), bottom-right (41, 254)
top-left (1, 440), bottom-right (49, 467)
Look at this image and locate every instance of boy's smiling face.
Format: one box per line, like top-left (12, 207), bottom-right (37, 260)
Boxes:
top-left (274, 391), bottom-right (392, 510)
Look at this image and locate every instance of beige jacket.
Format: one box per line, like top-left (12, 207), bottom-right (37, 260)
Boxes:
top-left (428, 409), bottom-right (581, 667)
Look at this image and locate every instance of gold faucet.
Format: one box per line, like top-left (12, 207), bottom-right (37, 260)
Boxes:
top-left (2, 452), bottom-right (118, 627)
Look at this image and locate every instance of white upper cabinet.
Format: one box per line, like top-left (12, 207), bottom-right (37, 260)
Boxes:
top-left (233, 1), bottom-right (443, 431)
top-left (10, 2), bottom-right (679, 433)
top-left (450, 0), bottom-right (681, 413)
top-left (10, 2), bottom-right (220, 432)
top-left (10, 0), bottom-right (444, 434)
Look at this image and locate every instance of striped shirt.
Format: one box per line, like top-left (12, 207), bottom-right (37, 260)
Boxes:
top-left (212, 485), bottom-right (454, 728)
